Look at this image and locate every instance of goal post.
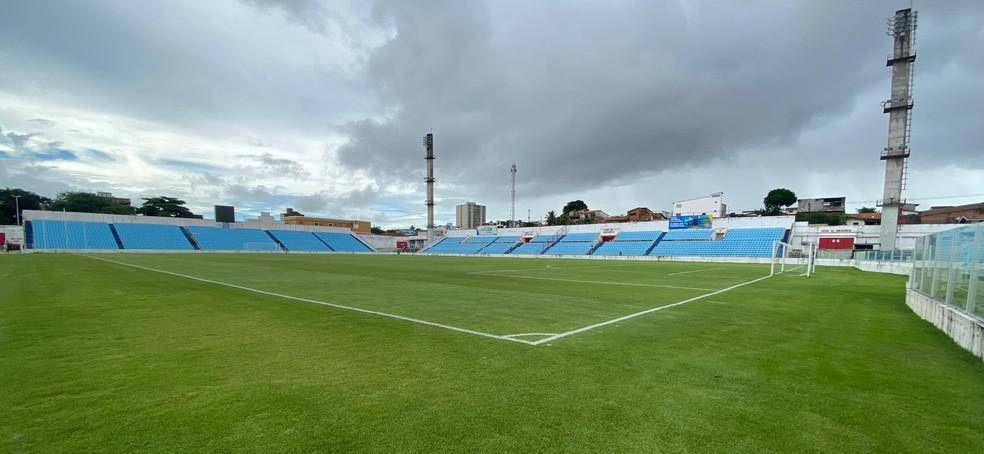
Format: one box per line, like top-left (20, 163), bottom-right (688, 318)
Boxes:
top-left (771, 240), bottom-right (816, 277)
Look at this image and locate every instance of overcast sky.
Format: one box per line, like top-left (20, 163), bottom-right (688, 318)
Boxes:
top-left (1, 0), bottom-right (981, 227)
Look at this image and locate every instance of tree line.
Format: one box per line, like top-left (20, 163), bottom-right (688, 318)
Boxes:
top-left (0, 188), bottom-right (197, 225)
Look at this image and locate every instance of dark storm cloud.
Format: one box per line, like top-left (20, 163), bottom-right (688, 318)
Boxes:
top-left (0, 0), bottom-right (374, 138)
top-left (334, 0), bottom-right (984, 202)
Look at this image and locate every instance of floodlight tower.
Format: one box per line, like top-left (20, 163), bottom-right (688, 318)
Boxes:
top-left (423, 133), bottom-right (436, 242)
top-left (879, 8), bottom-right (917, 250)
top-left (510, 162), bottom-right (517, 227)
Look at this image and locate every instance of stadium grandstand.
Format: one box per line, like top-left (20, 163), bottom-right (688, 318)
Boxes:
top-left (22, 212), bottom-right (374, 254)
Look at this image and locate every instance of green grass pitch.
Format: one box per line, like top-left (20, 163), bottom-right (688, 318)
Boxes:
top-left (2, 253), bottom-right (983, 452)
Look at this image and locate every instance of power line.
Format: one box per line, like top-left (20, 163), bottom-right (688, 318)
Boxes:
top-left (844, 193), bottom-right (984, 206)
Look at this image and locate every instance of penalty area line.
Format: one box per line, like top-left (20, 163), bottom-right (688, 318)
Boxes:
top-left (530, 273), bottom-right (773, 345)
top-left (472, 273), bottom-right (714, 291)
top-left (79, 255), bottom-right (535, 346)
top-left (667, 267), bottom-right (724, 276)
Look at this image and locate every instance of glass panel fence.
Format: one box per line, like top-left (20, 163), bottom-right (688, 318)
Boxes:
top-left (910, 224), bottom-right (982, 319)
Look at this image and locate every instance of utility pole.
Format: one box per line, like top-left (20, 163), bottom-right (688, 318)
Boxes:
top-left (510, 163), bottom-right (517, 228)
top-left (13, 195), bottom-right (22, 226)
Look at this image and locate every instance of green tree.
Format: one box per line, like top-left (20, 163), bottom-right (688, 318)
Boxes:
top-left (370, 226), bottom-right (384, 234)
top-left (48, 192), bottom-right (136, 215)
top-left (0, 188), bottom-right (51, 224)
top-left (857, 207), bottom-right (877, 213)
top-left (562, 200), bottom-right (588, 215)
top-left (763, 188), bottom-right (797, 215)
top-left (137, 196), bottom-right (196, 218)
top-left (545, 210), bottom-right (558, 226)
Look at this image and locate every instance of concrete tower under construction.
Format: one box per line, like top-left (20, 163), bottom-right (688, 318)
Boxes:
top-left (879, 8), bottom-right (917, 250)
top-left (423, 133), bottom-right (435, 242)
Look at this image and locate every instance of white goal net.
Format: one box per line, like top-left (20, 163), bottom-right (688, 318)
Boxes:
top-left (771, 241), bottom-right (816, 277)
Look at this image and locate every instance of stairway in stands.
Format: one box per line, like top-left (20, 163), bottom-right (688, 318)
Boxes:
top-left (108, 224), bottom-right (125, 250)
top-left (179, 226), bottom-right (202, 250)
top-left (541, 226), bottom-right (569, 254)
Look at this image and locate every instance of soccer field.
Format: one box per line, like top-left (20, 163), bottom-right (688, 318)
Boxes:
top-left (2, 254), bottom-right (983, 452)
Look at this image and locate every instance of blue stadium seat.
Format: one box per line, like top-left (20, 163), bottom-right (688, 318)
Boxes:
top-left (313, 232), bottom-right (373, 252)
top-left (114, 223), bottom-right (194, 250)
top-left (559, 232), bottom-right (598, 242)
top-left (510, 243), bottom-right (551, 255)
top-left (477, 243), bottom-right (515, 254)
top-left (268, 230), bottom-right (332, 252)
top-left (531, 234), bottom-right (564, 243)
top-left (649, 227), bottom-right (784, 257)
top-left (493, 236), bottom-right (521, 243)
top-left (31, 220), bottom-right (119, 250)
top-left (592, 241), bottom-right (653, 256)
top-left (187, 226), bottom-right (280, 251)
top-left (544, 242), bottom-right (594, 255)
top-left (613, 231), bottom-right (663, 241)
top-left (662, 229), bottom-right (712, 240)
top-left (422, 240), bottom-right (486, 254)
top-left (463, 236), bottom-right (497, 245)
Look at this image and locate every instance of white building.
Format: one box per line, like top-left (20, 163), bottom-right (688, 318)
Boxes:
top-left (672, 192), bottom-right (727, 218)
top-left (455, 202), bottom-right (486, 229)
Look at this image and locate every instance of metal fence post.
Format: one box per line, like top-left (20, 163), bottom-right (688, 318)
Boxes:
top-left (910, 236), bottom-right (922, 290)
top-left (945, 229), bottom-right (960, 306)
top-left (920, 233), bottom-right (933, 292)
top-left (968, 224), bottom-right (981, 315)
top-left (930, 232), bottom-right (943, 300)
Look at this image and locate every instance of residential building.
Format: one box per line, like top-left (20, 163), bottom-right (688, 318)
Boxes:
top-left (569, 208), bottom-right (609, 224)
top-left (672, 193), bottom-right (726, 218)
top-left (919, 202), bottom-right (984, 224)
top-left (797, 197), bottom-right (846, 213)
top-left (456, 202), bottom-right (486, 229)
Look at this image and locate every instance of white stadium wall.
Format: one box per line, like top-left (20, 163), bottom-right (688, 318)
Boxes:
top-left (1, 225), bottom-right (25, 246)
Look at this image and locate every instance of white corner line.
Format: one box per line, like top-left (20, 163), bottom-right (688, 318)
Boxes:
top-left (530, 274), bottom-right (773, 345)
top-left (78, 255), bottom-right (535, 346)
top-left (667, 267), bottom-right (724, 276)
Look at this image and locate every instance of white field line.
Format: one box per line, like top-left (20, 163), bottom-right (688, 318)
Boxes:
top-left (80, 255), bottom-right (535, 346)
top-left (502, 332), bottom-right (557, 339)
top-left (667, 267), bottom-right (724, 276)
top-left (467, 267), bottom-right (566, 275)
top-left (782, 265), bottom-right (806, 273)
top-left (530, 274), bottom-right (773, 345)
top-left (472, 273), bottom-right (714, 291)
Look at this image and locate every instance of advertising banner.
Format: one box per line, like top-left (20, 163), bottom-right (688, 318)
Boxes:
top-left (477, 225), bottom-right (498, 236)
top-left (669, 214), bottom-right (712, 230)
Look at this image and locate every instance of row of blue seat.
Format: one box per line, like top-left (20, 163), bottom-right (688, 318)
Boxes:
top-left (28, 221), bottom-right (373, 253)
top-left (30, 220), bottom-right (119, 250)
top-left (424, 228), bottom-right (784, 258)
